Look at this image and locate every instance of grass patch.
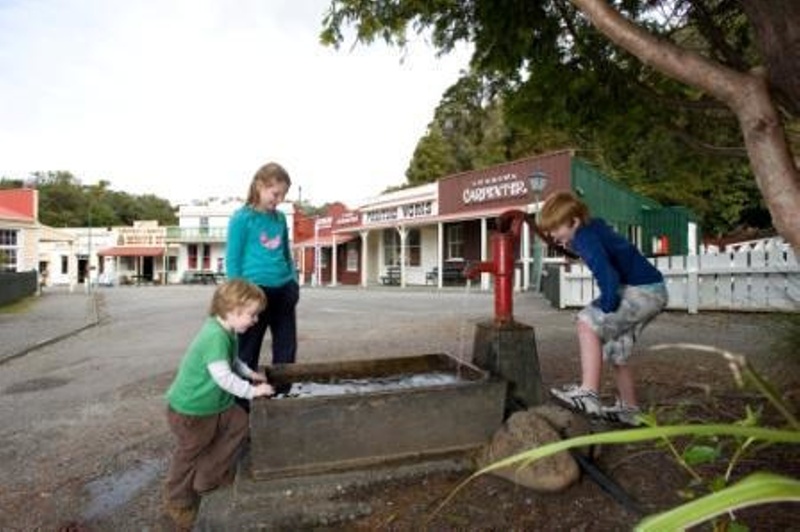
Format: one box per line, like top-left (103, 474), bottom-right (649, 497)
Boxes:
top-left (0, 296), bottom-right (37, 314)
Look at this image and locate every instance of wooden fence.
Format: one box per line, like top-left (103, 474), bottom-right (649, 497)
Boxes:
top-left (542, 248), bottom-right (799, 313)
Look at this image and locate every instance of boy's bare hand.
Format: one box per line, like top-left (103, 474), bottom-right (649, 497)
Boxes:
top-left (251, 372), bottom-right (268, 383)
top-left (252, 383), bottom-right (274, 398)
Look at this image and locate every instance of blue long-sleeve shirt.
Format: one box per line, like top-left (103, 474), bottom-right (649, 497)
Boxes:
top-left (571, 218), bottom-right (663, 313)
top-left (226, 206), bottom-right (296, 287)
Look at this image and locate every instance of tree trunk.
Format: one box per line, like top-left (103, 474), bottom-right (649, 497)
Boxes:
top-left (740, 0), bottom-right (800, 117)
top-left (570, 0), bottom-right (800, 253)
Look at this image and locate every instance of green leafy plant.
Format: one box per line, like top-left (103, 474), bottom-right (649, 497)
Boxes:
top-left (434, 345), bottom-right (799, 530)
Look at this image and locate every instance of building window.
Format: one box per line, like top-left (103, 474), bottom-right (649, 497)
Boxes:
top-left (61, 255), bottom-right (69, 274)
top-left (0, 229), bottom-right (19, 272)
top-left (202, 244), bottom-right (211, 270)
top-left (199, 216), bottom-right (209, 236)
top-left (346, 241), bottom-right (359, 272)
top-left (383, 229), bottom-right (400, 266)
top-left (188, 244), bottom-right (198, 269)
top-left (447, 224), bottom-right (464, 260)
top-left (406, 229), bottom-right (421, 267)
top-left (167, 256), bottom-right (178, 272)
top-left (383, 228), bottom-right (421, 267)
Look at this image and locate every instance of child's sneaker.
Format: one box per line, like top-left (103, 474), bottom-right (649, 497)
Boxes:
top-left (602, 400), bottom-right (643, 426)
top-left (550, 384), bottom-right (602, 416)
top-left (162, 499), bottom-right (198, 531)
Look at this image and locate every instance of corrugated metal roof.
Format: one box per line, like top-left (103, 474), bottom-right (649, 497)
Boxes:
top-left (0, 205), bottom-right (34, 222)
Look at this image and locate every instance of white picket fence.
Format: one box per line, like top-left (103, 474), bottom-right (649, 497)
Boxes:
top-left (548, 248), bottom-right (800, 313)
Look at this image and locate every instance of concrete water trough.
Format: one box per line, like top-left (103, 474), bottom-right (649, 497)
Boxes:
top-left (250, 353), bottom-right (507, 481)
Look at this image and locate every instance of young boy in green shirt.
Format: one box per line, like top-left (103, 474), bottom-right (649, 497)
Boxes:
top-left (163, 279), bottom-right (274, 529)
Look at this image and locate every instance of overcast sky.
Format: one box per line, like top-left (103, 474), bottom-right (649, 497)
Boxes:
top-left (0, 0), bottom-right (471, 206)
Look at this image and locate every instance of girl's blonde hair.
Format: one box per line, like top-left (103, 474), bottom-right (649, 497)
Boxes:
top-left (209, 279), bottom-right (267, 318)
top-left (247, 162), bottom-right (292, 206)
top-left (539, 191), bottom-right (590, 232)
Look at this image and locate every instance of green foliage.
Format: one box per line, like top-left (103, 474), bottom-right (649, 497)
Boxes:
top-left (0, 171), bottom-right (177, 227)
top-left (322, 0), bottom-right (780, 235)
top-left (434, 346), bottom-right (799, 530)
top-left (636, 473), bottom-right (800, 532)
top-left (406, 121), bottom-right (460, 185)
top-left (682, 444), bottom-right (721, 467)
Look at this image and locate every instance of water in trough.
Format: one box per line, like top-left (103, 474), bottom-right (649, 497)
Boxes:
top-left (273, 371), bottom-right (465, 398)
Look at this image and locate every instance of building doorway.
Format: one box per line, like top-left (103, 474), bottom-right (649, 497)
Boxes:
top-left (77, 256), bottom-right (88, 284)
top-left (142, 256), bottom-right (154, 281)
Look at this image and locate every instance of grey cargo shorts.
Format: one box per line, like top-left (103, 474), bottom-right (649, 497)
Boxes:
top-left (577, 283), bottom-right (668, 365)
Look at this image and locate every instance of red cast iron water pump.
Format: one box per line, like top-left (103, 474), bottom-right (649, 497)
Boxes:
top-left (464, 209), bottom-right (530, 325)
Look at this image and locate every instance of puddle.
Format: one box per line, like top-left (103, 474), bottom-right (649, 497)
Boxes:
top-left (275, 371), bottom-right (466, 399)
top-left (82, 458), bottom-right (165, 520)
top-left (3, 376), bottom-right (70, 394)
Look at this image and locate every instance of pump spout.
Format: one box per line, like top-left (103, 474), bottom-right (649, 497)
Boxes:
top-left (463, 261), bottom-right (495, 281)
top-left (463, 209), bottom-right (533, 324)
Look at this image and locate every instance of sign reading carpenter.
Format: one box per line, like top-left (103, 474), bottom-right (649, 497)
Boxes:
top-left (462, 173), bottom-right (528, 205)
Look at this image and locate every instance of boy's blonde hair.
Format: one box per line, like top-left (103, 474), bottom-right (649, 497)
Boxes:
top-left (247, 162), bottom-right (292, 206)
top-left (539, 191), bottom-right (590, 232)
top-left (209, 279), bottom-right (267, 317)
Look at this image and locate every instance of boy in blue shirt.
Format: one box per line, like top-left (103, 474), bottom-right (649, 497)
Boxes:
top-left (540, 191), bottom-right (668, 425)
top-left (226, 163), bottom-right (299, 384)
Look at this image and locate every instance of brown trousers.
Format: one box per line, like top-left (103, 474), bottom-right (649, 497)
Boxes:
top-left (164, 404), bottom-right (249, 508)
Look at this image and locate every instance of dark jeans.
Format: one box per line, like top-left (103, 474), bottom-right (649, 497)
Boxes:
top-left (237, 280), bottom-right (299, 371)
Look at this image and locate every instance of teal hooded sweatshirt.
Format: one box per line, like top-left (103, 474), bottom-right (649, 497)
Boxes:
top-left (226, 206), bottom-right (296, 287)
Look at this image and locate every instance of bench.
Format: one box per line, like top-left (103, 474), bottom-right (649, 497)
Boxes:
top-left (425, 262), bottom-right (467, 285)
top-left (380, 265), bottom-right (401, 286)
top-left (181, 270), bottom-right (220, 285)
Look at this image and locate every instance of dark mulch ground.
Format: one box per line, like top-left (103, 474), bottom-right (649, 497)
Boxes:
top-left (329, 382), bottom-right (800, 532)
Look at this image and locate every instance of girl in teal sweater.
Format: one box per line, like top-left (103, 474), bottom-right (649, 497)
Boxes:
top-left (226, 163), bottom-right (299, 380)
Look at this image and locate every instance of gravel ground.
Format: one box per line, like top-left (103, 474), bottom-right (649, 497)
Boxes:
top-left (0, 285), bottom-right (796, 530)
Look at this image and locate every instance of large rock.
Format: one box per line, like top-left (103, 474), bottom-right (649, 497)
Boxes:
top-left (477, 409), bottom-right (579, 492)
top-left (529, 404), bottom-right (600, 459)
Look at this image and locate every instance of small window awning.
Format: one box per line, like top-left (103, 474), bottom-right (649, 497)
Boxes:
top-left (294, 234), bottom-right (356, 249)
top-left (98, 246), bottom-right (165, 257)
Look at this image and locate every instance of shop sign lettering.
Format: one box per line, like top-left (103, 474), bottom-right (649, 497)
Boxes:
top-left (365, 208), bottom-right (398, 224)
top-left (462, 173), bottom-right (528, 205)
top-left (401, 201), bottom-right (432, 219)
top-left (364, 200), bottom-right (434, 224)
top-left (335, 212), bottom-right (360, 227)
top-left (315, 216), bottom-right (333, 229)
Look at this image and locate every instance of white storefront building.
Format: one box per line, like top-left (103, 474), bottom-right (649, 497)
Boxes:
top-left (358, 183), bottom-right (441, 286)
